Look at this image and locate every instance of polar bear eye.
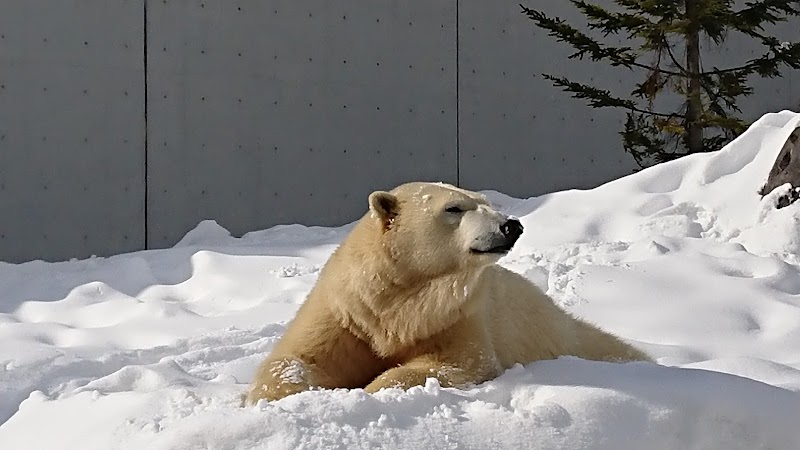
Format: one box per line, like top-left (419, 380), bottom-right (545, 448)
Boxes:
top-left (445, 205), bottom-right (465, 214)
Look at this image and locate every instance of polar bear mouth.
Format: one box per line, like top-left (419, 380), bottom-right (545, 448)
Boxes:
top-left (470, 244), bottom-right (514, 255)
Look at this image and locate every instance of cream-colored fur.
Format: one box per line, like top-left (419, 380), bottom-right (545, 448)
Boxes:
top-left (245, 182), bottom-right (649, 404)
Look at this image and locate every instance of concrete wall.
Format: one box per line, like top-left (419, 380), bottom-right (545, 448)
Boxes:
top-left (0, 0), bottom-right (145, 263)
top-left (145, 1), bottom-right (457, 248)
top-left (1, 0), bottom-right (798, 262)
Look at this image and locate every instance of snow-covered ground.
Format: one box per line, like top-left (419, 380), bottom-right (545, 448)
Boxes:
top-left (3, 112), bottom-right (800, 449)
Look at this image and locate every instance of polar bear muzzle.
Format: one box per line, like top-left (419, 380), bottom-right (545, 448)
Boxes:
top-left (470, 218), bottom-right (523, 254)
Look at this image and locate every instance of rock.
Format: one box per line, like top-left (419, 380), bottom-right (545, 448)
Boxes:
top-left (759, 126), bottom-right (800, 208)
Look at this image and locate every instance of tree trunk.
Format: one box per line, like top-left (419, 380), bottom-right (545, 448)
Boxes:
top-left (760, 126), bottom-right (800, 208)
top-left (684, 0), bottom-right (704, 154)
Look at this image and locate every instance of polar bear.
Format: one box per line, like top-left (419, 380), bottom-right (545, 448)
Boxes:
top-left (245, 182), bottom-right (649, 404)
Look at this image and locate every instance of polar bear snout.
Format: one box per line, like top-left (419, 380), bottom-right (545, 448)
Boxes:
top-left (488, 218), bottom-right (523, 252)
top-left (500, 218), bottom-right (524, 242)
top-left (469, 218), bottom-right (523, 255)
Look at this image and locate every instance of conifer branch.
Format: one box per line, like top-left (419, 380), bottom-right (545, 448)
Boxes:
top-left (733, 0), bottom-right (800, 33)
top-left (543, 74), bottom-right (683, 119)
top-left (520, 5), bottom-right (637, 66)
top-left (703, 41), bottom-right (800, 77)
top-left (614, 0), bottom-right (682, 20)
top-left (664, 40), bottom-right (688, 74)
top-left (520, 5), bottom-right (682, 76)
top-left (572, 1), bottom-right (652, 35)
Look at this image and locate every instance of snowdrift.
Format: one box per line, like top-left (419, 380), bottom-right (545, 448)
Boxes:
top-left (2, 111), bottom-right (800, 449)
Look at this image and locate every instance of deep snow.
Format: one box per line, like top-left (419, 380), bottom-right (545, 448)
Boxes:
top-left (2, 112), bottom-right (800, 449)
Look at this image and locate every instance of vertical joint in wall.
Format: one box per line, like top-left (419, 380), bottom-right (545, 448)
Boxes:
top-left (143, 0), bottom-right (149, 249)
top-left (455, 0), bottom-right (460, 187)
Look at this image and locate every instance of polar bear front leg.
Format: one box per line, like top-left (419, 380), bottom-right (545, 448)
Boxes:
top-left (245, 305), bottom-right (386, 405)
top-left (245, 355), bottom-right (326, 404)
top-left (364, 356), bottom-right (488, 392)
top-left (365, 316), bottom-right (500, 393)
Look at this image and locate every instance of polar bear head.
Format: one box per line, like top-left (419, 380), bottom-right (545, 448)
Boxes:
top-left (367, 182), bottom-right (523, 276)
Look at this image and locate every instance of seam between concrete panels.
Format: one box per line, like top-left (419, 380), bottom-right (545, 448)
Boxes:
top-left (456, 0), bottom-right (461, 186)
top-left (143, 0), bottom-right (150, 249)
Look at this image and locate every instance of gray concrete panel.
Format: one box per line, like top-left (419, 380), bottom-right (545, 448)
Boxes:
top-left (0, 0), bottom-right (145, 263)
top-left (146, 0), bottom-right (457, 248)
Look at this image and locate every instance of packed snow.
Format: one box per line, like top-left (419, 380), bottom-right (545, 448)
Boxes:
top-left (2, 112), bottom-right (800, 449)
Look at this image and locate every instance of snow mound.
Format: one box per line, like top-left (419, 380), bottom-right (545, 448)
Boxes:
top-left (174, 220), bottom-right (235, 248)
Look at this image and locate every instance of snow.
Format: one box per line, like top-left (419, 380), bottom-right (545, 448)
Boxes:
top-left (2, 111), bottom-right (800, 449)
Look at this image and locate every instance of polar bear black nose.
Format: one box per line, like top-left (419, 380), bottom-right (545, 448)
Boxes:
top-left (500, 218), bottom-right (524, 242)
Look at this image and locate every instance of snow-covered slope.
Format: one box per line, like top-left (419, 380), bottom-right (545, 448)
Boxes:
top-left (2, 112), bottom-right (800, 449)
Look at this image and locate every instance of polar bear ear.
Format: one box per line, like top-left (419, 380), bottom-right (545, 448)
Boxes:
top-left (368, 191), bottom-right (399, 225)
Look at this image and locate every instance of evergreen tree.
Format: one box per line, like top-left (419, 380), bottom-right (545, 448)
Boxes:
top-left (521, 1), bottom-right (800, 168)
